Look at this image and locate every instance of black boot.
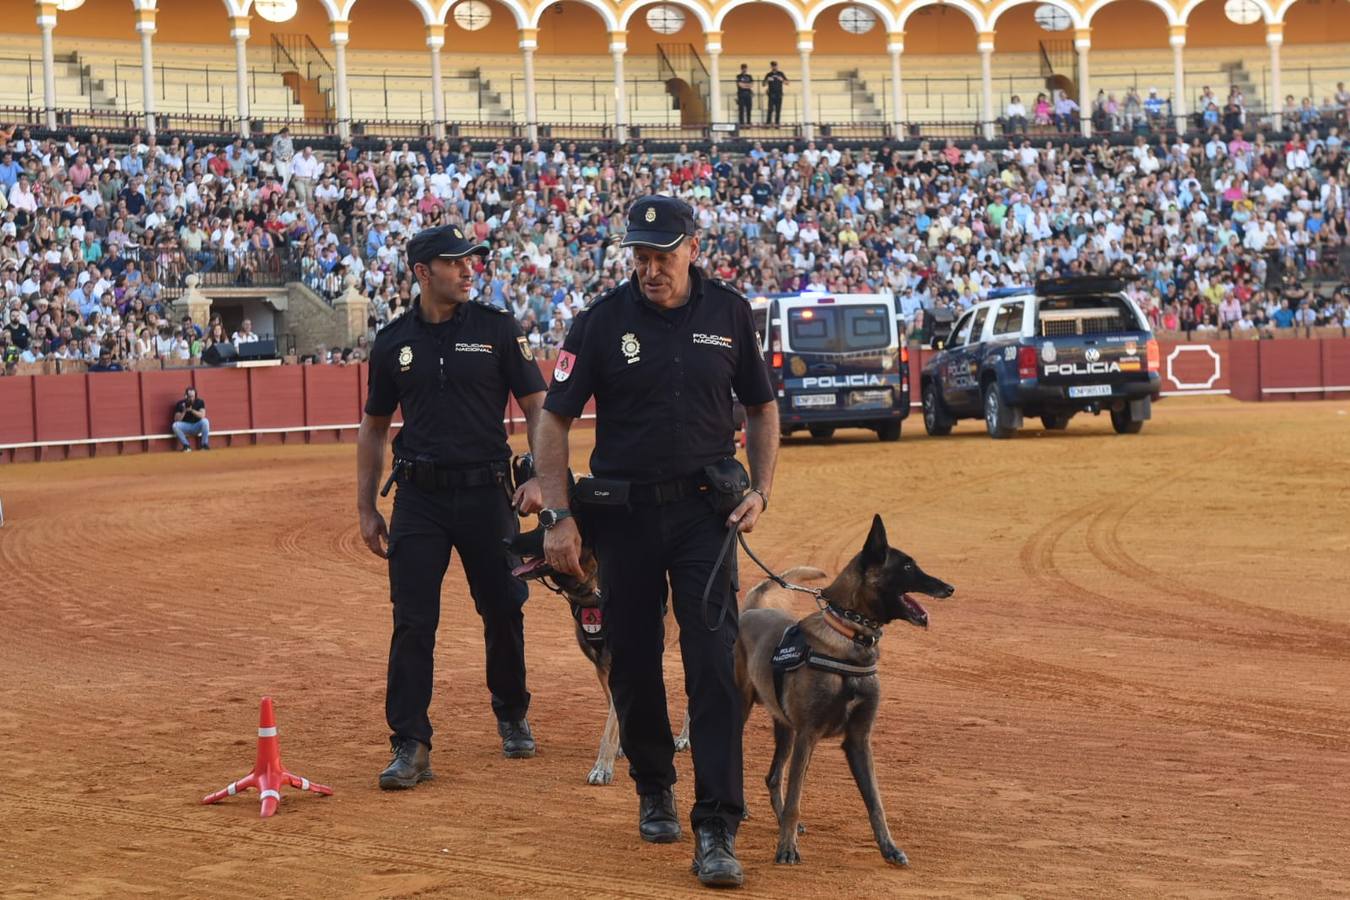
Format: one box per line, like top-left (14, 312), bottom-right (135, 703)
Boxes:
top-left (497, 719), bottom-right (536, 759)
top-left (638, 790), bottom-right (681, 843)
top-left (378, 737), bottom-right (433, 790)
top-left (691, 818), bottom-right (743, 888)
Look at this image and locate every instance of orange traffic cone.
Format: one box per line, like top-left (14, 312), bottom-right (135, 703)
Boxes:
top-left (202, 697), bottom-right (332, 818)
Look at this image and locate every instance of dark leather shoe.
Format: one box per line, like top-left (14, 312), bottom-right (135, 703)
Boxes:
top-left (638, 790), bottom-right (681, 843)
top-left (691, 818), bottom-right (744, 888)
top-left (378, 737), bottom-right (433, 790)
top-left (498, 719), bottom-right (536, 759)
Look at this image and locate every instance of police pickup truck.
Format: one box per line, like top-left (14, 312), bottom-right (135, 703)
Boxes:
top-left (751, 292), bottom-right (909, 441)
top-left (920, 277), bottom-right (1160, 439)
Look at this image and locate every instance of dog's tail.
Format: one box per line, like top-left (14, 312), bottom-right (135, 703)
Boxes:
top-left (742, 566), bottom-right (829, 611)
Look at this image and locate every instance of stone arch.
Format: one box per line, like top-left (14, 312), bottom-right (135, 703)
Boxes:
top-left (895, 0), bottom-right (987, 33)
top-left (804, 0), bottom-right (897, 32)
top-left (528, 0), bottom-right (618, 30)
top-left (713, 0), bottom-right (807, 32)
top-left (986, 0), bottom-right (1086, 30)
top-left (1083, 0), bottom-right (1180, 26)
top-left (618, 0), bottom-right (714, 32)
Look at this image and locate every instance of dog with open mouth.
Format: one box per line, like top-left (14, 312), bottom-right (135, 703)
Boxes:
top-left (734, 514), bottom-right (955, 867)
top-left (507, 524), bottom-right (690, 786)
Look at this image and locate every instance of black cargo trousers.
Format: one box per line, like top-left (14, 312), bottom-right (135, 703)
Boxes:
top-left (386, 476), bottom-right (529, 749)
top-left (587, 491), bottom-right (743, 834)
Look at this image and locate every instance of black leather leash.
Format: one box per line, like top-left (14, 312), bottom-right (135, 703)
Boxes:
top-left (701, 530), bottom-right (829, 632)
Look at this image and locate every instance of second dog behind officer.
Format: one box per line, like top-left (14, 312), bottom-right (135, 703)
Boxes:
top-left (536, 196), bottom-right (780, 888)
top-left (357, 224), bottom-right (547, 790)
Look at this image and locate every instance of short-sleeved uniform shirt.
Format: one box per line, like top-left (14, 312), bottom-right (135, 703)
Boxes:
top-left (365, 300), bottom-right (546, 466)
top-left (764, 70), bottom-right (788, 97)
top-left (736, 72), bottom-right (754, 94)
top-left (544, 267), bottom-right (774, 483)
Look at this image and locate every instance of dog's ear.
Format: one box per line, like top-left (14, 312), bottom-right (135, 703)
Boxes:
top-left (862, 514), bottom-right (888, 566)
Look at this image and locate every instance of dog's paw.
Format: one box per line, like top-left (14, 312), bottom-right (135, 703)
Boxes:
top-left (880, 843), bottom-right (909, 867)
top-left (615, 746), bottom-right (626, 759)
top-left (586, 764), bottom-right (613, 786)
top-left (774, 845), bottom-right (801, 865)
top-left (673, 735), bottom-right (691, 752)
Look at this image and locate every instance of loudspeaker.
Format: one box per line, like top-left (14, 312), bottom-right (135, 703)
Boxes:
top-left (203, 342), bottom-right (238, 365)
top-left (236, 339), bottom-right (277, 361)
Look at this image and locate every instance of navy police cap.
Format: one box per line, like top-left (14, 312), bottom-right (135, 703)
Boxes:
top-left (407, 224), bottom-right (490, 266)
top-left (621, 196), bottom-right (697, 250)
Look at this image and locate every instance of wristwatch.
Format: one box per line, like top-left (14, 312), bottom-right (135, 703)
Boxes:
top-left (539, 508), bottom-right (574, 529)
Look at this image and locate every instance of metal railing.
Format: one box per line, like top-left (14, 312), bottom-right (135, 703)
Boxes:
top-left (157, 247), bottom-right (301, 299)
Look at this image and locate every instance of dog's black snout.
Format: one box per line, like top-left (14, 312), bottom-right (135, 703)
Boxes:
top-left (936, 583), bottom-right (955, 599)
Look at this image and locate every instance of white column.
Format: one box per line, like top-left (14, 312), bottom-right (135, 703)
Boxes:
top-left (706, 33), bottom-right (723, 127)
top-left (888, 32), bottom-right (904, 140)
top-left (230, 17), bottom-right (250, 139)
top-left (37, 6), bottom-right (57, 130)
top-left (978, 32), bottom-right (994, 141)
top-left (521, 29), bottom-right (538, 143)
top-left (1075, 28), bottom-right (1091, 138)
top-left (428, 24), bottom-right (446, 139)
top-left (1170, 25), bottom-right (1187, 134)
top-left (1267, 24), bottom-right (1283, 130)
top-left (135, 9), bottom-right (156, 135)
top-left (611, 32), bottom-right (627, 143)
top-left (798, 31), bottom-right (814, 141)
top-left (331, 22), bottom-right (350, 141)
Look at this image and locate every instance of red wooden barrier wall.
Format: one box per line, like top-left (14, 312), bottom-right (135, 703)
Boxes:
top-left (1, 341), bottom-right (1344, 463)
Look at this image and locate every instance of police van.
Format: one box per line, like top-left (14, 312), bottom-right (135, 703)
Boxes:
top-left (750, 292), bottom-right (909, 441)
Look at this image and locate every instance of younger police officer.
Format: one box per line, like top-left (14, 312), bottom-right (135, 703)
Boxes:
top-left (763, 61), bottom-right (788, 125)
top-left (535, 196), bottom-right (780, 889)
top-left (357, 224), bottom-right (548, 790)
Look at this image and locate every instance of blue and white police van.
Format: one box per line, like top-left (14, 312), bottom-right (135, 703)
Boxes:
top-left (750, 292), bottom-right (910, 442)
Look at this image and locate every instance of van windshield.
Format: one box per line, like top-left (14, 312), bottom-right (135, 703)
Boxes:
top-left (786, 305), bottom-right (891, 353)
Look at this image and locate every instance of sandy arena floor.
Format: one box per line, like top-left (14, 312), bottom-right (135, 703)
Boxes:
top-left (1, 397), bottom-right (1348, 899)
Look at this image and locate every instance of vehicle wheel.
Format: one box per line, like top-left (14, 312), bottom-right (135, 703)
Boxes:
top-left (922, 384), bottom-right (953, 436)
top-left (808, 425), bottom-right (836, 439)
top-left (983, 382), bottom-right (1016, 440)
top-left (876, 421), bottom-right (901, 442)
top-left (1040, 413), bottom-right (1070, 431)
top-left (1110, 404), bottom-right (1145, 434)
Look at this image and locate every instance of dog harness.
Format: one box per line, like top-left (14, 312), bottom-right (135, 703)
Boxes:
top-left (770, 623), bottom-right (878, 705)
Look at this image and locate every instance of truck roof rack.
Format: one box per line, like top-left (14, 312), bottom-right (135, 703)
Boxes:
top-left (1035, 274), bottom-right (1139, 296)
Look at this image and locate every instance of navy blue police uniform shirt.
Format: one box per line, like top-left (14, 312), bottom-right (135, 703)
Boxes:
top-left (365, 299), bottom-right (546, 466)
top-left (543, 266), bottom-right (774, 483)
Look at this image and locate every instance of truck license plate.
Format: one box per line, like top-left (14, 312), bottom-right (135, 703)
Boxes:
top-left (793, 393), bottom-right (837, 408)
top-left (1068, 384), bottom-right (1113, 398)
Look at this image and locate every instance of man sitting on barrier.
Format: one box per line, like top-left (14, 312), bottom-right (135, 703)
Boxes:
top-left (172, 386), bottom-right (210, 452)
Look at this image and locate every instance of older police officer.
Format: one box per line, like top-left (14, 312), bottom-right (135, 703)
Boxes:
top-left (357, 224), bottom-right (547, 789)
top-left (534, 196), bottom-right (779, 888)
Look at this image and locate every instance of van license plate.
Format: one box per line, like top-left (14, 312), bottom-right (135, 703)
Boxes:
top-left (793, 394), bottom-right (837, 408)
top-left (1068, 384), bottom-right (1113, 398)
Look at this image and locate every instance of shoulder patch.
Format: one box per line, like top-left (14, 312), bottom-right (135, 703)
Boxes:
top-left (473, 300), bottom-right (510, 315)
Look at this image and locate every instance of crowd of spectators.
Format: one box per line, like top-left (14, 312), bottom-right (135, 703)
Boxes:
top-left (2, 88), bottom-right (1349, 374)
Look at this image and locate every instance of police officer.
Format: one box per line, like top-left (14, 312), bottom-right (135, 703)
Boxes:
top-left (357, 224), bottom-right (548, 790)
top-left (735, 63), bottom-right (754, 126)
top-left (534, 196), bottom-right (779, 889)
top-left (763, 61), bottom-right (789, 125)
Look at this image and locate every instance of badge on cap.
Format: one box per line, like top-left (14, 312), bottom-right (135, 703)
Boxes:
top-left (644, 207), bottom-right (657, 223)
top-left (453, 227), bottom-right (463, 238)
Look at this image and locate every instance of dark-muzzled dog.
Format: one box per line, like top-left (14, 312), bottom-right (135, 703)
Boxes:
top-left (508, 524), bottom-right (690, 786)
top-left (735, 514), bottom-right (954, 867)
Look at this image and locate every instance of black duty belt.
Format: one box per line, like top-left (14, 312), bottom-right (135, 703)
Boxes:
top-left (627, 472), bottom-right (711, 507)
top-left (393, 458), bottom-right (505, 491)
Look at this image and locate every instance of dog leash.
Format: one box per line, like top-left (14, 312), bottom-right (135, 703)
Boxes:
top-left (701, 529), bottom-right (828, 632)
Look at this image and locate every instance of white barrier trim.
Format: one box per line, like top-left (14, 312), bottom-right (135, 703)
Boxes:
top-left (1261, 385), bottom-right (1350, 394)
top-left (0, 421), bottom-right (402, 452)
top-left (1161, 389), bottom-right (1231, 397)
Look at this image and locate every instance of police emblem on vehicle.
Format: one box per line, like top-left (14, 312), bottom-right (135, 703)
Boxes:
top-left (1041, 342), bottom-right (1057, 363)
top-left (398, 345), bottom-right (413, 370)
top-left (1085, 347), bottom-right (1101, 363)
top-left (644, 207), bottom-right (657, 223)
top-left (790, 356), bottom-right (807, 376)
top-left (621, 332), bottom-right (641, 364)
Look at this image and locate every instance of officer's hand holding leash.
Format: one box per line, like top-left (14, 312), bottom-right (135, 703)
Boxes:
top-left (513, 478), bottom-right (544, 515)
top-left (726, 488), bottom-right (767, 533)
top-left (542, 513), bottom-right (584, 579)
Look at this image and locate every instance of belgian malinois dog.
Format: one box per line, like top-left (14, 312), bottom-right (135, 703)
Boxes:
top-left (508, 524), bottom-right (690, 786)
top-left (735, 514), bottom-right (955, 866)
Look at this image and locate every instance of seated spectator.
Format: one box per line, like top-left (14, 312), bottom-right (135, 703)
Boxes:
top-left (171, 386), bottom-right (210, 452)
top-left (231, 318), bottom-right (260, 345)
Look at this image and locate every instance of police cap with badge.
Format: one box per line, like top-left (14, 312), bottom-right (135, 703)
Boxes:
top-left (407, 224), bottom-right (490, 267)
top-left (621, 196), bottom-right (697, 251)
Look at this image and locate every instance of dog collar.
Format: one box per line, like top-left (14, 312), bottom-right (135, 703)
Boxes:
top-left (824, 604), bottom-right (882, 648)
